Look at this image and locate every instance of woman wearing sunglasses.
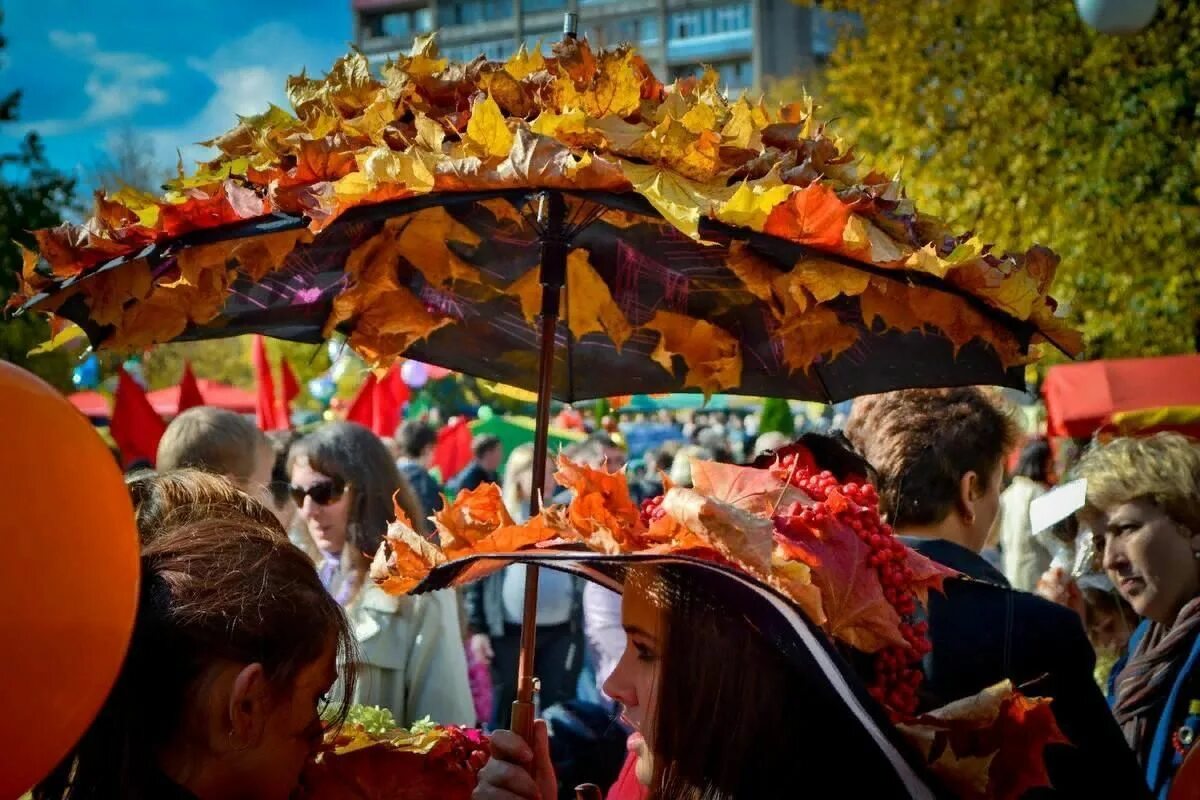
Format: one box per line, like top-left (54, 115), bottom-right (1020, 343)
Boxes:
top-left (288, 421), bottom-right (475, 727)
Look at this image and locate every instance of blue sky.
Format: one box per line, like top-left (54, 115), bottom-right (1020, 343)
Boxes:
top-left (0, 0), bottom-right (355, 190)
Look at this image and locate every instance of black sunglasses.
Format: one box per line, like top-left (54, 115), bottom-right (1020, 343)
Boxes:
top-left (289, 477), bottom-right (348, 507)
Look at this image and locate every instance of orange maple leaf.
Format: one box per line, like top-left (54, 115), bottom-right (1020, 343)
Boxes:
top-left (642, 310), bottom-right (742, 396)
top-left (370, 518), bottom-right (447, 595)
top-left (555, 456), bottom-right (644, 549)
top-left (762, 182), bottom-right (852, 251)
top-left (433, 483), bottom-right (514, 555)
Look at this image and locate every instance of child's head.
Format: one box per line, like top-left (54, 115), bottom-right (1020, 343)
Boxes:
top-left (39, 507), bottom-right (355, 800)
top-left (156, 407), bottom-right (273, 502)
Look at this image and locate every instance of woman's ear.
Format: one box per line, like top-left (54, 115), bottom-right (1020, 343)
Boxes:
top-left (958, 470), bottom-right (980, 524)
top-left (228, 663), bottom-right (270, 748)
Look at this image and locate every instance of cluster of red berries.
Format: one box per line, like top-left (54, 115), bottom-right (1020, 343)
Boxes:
top-left (639, 495), bottom-right (666, 527)
top-left (772, 455), bottom-right (930, 720)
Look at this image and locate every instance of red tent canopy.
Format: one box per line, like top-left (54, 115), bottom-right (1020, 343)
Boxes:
top-left (68, 391), bottom-right (111, 419)
top-left (1042, 354), bottom-right (1200, 437)
top-left (146, 380), bottom-right (257, 417)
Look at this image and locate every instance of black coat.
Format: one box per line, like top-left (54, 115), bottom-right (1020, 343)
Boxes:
top-left (908, 537), bottom-right (1149, 799)
top-left (447, 461), bottom-right (497, 495)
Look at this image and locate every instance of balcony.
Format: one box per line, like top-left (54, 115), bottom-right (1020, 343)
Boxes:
top-left (666, 29), bottom-right (751, 62)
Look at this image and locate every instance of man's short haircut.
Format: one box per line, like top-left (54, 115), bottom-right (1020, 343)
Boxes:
top-left (844, 388), bottom-right (1017, 527)
top-left (396, 420), bottom-right (437, 459)
top-left (473, 434), bottom-right (502, 460)
top-left (156, 406), bottom-right (267, 483)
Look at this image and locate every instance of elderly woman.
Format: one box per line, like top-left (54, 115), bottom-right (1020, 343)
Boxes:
top-left (1075, 433), bottom-right (1200, 798)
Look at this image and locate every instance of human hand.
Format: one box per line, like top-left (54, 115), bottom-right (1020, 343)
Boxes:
top-left (472, 721), bottom-right (557, 800)
top-left (1036, 567), bottom-right (1085, 619)
top-left (469, 632), bottom-right (495, 664)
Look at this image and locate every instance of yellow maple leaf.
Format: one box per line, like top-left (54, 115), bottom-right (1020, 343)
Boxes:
top-left (391, 208), bottom-right (483, 289)
top-left (622, 161), bottom-right (717, 241)
top-left (784, 257), bottom-right (871, 304)
top-left (726, 241), bottom-right (785, 313)
top-left (722, 96), bottom-right (770, 150)
top-left (643, 310), bottom-right (742, 395)
top-left (465, 93), bottom-right (515, 159)
top-left (505, 43), bottom-right (546, 80)
top-left (776, 305), bottom-right (859, 373)
top-left (715, 174), bottom-right (795, 232)
top-left (530, 109), bottom-right (590, 140)
top-left (401, 33), bottom-right (448, 78)
top-left (103, 291), bottom-right (191, 351)
top-left (83, 260), bottom-right (154, 328)
top-left (505, 249), bottom-right (632, 350)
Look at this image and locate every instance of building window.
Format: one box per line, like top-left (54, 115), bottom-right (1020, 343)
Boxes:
top-left (442, 38), bottom-right (516, 62)
top-left (669, 58), bottom-right (751, 89)
top-left (361, 8), bottom-right (432, 40)
top-left (438, 0), bottom-right (512, 27)
top-left (669, 3), bottom-right (750, 39)
top-left (521, 0), bottom-right (565, 13)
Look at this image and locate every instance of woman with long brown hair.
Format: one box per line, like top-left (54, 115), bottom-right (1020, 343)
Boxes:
top-left (36, 475), bottom-right (355, 800)
top-left (288, 421), bottom-right (474, 726)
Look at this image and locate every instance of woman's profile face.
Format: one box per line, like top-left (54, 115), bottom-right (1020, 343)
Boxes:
top-left (1095, 498), bottom-right (1199, 624)
top-left (602, 568), bottom-right (663, 787)
top-left (290, 455), bottom-right (351, 555)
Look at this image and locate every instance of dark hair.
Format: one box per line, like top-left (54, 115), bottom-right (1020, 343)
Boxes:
top-left (288, 421), bottom-right (428, 551)
top-left (472, 433), bottom-right (502, 461)
top-left (397, 420), bottom-right (437, 459)
top-left (844, 388), bottom-right (1017, 527)
top-left (127, 468), bottom-right (282, 542)
top-left (265, 430), bottom-right (299, 507)
top-left (645, 565), bottom-right (932, 798)
top-left (1012, 437), bottom-right (1052, 483)
top-left (36, 516), bottom-right (355, 800)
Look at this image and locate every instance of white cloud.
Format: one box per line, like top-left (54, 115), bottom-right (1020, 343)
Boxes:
top-left (143, 22), bottom-right (343, 171)
top-left (42, 29), bottom-right (170, 128)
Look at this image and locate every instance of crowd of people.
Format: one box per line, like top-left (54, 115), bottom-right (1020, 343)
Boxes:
top-left (32, 388), bottom-right (1200, 799)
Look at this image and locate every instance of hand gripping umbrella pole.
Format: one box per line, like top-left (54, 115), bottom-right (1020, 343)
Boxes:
top-left (510, 190), bottom-right (569, 741)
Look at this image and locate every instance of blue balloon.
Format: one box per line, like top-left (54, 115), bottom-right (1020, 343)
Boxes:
top-left (308, 375), bottom-right (336, 403)
top-left (72, 354), bottom-right (101, 390)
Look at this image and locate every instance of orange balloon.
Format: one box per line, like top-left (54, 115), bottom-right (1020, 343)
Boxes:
top-left (0, 362), bottom-right (139, 797)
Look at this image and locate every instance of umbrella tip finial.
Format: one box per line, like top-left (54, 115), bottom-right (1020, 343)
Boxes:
top-left (563, 11), bottom-right (578, 39)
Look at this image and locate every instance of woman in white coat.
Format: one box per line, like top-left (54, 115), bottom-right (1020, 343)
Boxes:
top-left (288, 421), bottom-right (474, 726)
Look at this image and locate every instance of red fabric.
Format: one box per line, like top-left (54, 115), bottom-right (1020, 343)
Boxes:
top-left (346, 372), bottom-right (378, 431)
top-left (176, 362), bottom-right (205, 414)
top-left (347, 367), bottom-right (410, 437)
top-left (146, 380), bottom-right (257, 416)
top-left (607, 752), bottom-right (648, 800)
top-left (433, 417), bottom-right (473, 482)
top-left (110, 368), bottom-right (165, 467)
top-left (67, 391), bottom-right (110, 419)
top-left (1042, 354), bottom-right (1200, 437)
top-left (252, 335), bottom-right (279, 431)
top-left (277, 358), bottom-right (301, 430)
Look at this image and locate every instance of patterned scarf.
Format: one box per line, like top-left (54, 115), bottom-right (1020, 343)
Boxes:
top-left (1113, 594), bottom-right (1200, 760)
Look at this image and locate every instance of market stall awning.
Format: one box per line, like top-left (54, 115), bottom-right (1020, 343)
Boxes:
top-left (145, 379), bottom-right (257, 416)
top-left (1042, 354), bottom-right (1200, 437)
top-left (67, 390), bottom-right (111, 420)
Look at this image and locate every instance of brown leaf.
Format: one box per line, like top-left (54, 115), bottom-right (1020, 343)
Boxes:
top-left (776, 305), bottom-right (859, 374)
top-left (660, 487), bottom-right (776, 574)
top-left (689, 459), bottom-right (811, 517)
top-left (643, 311), bottom-right (742, 396)
top-left (433, 483), bottom-right (514, 554)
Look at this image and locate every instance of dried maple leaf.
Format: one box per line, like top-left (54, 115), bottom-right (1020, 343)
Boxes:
top-left (660, 486), bottom-right (776, 574)
top-left (621, 162), bottom-right (716, 241)
top-left (782, 257), bottom-right (871, 304)
top-left (715, 174), bottom-right (795, 233)
top-left (725, 241), bottom-right (786, 314)
top-left (371, 518), bottom-right (447, 595)
top-left (842, 214), bottom-right (910, 264)
top-left (899, 681), bottom-right (1068, 800)
top-left (555, 456), bottom-right (644, 549)
top-left (774, 515), bottom-right (906, 652)
top-left (33, 223), bottom-right (132, 278)
top-left (82, 260), bottom-right (154, 327)
top-left (776, 305), bottom-right (860, 374)
top-left (642, 310), bottom-right (742, 396)
top-left (770, 546), bottom-right (827, 626)
top-left (433, 483), bottom-right (514, 554)
top-left (763, 181), bottom-right (852, 250)
top-left (689, 459), bottom-right (811, 517)
top-left (465, 93), bottom-right (515, 159)
top-left (389, 209), bottom-right (483, 289)
top-left (506, 249), bottom-right (632, 349)
top-left (903, 544), bottom-right (959, 606)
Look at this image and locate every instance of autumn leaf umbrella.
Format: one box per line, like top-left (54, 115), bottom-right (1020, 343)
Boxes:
top-left (16, 31), bottom-right (1079, 741)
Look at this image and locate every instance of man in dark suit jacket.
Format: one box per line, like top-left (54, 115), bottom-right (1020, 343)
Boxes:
top-left (846, 388), bottom-right (1149, 799)
top-left (447, 433), bottom-right (503, 495)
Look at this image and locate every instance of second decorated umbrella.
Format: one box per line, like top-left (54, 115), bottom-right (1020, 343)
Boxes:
top-left (15, 22), bottom-right (1079, 740)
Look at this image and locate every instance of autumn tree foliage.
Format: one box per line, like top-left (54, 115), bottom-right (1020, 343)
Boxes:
top-left (807, 0), bottom-right (1200, 358)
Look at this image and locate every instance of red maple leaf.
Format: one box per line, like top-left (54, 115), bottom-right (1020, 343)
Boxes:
top-left (763, 182), bottom-right (851, 251)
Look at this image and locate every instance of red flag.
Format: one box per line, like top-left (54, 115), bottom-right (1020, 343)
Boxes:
top-left (346, 372), bottom-right (378, 430)
top-left (277, 358), bottom-right (301, 430)
top-left (432, 416), bottom-right (473, 482)
top-left (177, 362), bottom-right (205, 414)
top-left (373, 365), bottom-right (409, 437)
top-left (252, 335), bottom-right (279, 431)
top-left (110, 367), bottom-right (166, 468)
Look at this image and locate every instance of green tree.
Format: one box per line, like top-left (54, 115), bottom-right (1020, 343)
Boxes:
top-left (0, 13), bottom-right (77, 388)
top-left (800, 0), bottom-right (1200, 358)
top-left (758, 397), bottom-right (796, 437)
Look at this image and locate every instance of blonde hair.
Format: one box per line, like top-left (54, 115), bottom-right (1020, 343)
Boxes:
top-left (1073, 433), bottom-right (1200, 533)
top-left (156, 406), bottom-right (268, 483)
top-left (502, 443), bottom-right (541, 519)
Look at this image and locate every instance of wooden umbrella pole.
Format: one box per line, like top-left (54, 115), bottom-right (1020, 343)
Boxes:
top-left (511, 190), bottom-right (568, 741)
